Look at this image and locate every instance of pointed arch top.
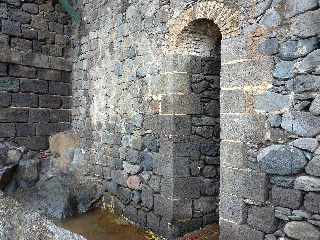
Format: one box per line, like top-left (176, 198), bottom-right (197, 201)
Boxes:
top-left (166, 1), bottom-right (240, 53)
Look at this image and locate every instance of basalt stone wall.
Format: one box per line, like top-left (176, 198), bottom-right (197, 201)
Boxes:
top-left (220, 0), bottom-right (320, 240)
top-left (72, 0), bottom-right (320, 239)
top-left (0, 0), bottom-right (72, 150)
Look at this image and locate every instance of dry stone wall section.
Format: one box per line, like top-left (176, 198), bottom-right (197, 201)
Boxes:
top-left (0, 0), bottom-right (72, 150)
top-left (72, 0), bottom-right (320, 239)
top-left (219, 0), bottom-right (320, 240)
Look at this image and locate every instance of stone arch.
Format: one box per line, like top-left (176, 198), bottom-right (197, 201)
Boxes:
top-left (155, 1), bottom-right (242, 239)
top-left (166, 0), bottom-right (240, 54)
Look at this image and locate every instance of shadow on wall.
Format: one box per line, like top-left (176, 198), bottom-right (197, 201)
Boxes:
top-left (163, 19), bottom-right (222, 236)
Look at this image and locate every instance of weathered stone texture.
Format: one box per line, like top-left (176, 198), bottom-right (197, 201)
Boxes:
top-left (0, 0), bottom-right (72, 149)
top-left (70, 0), bottom-right (320, 239)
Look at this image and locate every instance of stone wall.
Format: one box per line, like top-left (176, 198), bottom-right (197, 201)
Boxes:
top-left (72, 0), bottom-right (320, 239)
top-left (219, 0), bottom-right (320, 240)
top-left (0, 0), bottom-right (72, 150)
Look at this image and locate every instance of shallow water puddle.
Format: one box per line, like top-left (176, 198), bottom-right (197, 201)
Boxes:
top-left (60, 208), bottom-right (219, 240)
top-left (60, 208), bottom-right (152, 240)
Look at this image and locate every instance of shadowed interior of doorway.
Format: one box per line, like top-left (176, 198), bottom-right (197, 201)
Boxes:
top-left (169, 18), bottom-right (222, 235)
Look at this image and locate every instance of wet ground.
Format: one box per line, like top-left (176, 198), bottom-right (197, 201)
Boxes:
top-left (61, 208), bottom-right (219, 240)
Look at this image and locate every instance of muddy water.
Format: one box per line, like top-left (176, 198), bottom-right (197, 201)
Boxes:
top-left (61, 208), bottom-right (219, 240)
top-left (61, 208), bottom-right (152, 240)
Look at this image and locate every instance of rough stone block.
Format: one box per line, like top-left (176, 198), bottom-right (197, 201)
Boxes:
top-left (0, 108), bottom-right (28, 122)
top-left (238, 225), bottom-right (265, 240)
top-left (141, 185), bottom-right (154, 210)
top-left (162, 54), bottom-right (201, 73)
top-left (0, 92), bottom-right (11, 107)
top-left (161, 177), bottom-right (201, 199)
top-left (22, 53), bottom-right (49, 69)
top-left (48, 22), bottom-right (63, 34)
top-left (281, 111), bottom-right (320, 137)
top-left (36, 123), bottom-right (70, 136)
top-left (49, 81), bottom-right (70, 96)
top-left (201, 179), bottom-right (219, 196)
top-left (157, 115), bottom-right (191, 136)
top-left (258, 38), bottom-right (279, 56)
top-left (294, 49), bottom-right (320, 75)
top-left (194, 197), bottom-right (217, 215)
top-left (49, 109), bottom-right (71, 123)
top-left (287, 75), bottom-right (320, 93)
top-left (220, 194), bottom-right (247, 224)
top-left (29, 109), bottom-right (49, 123)
top-left (30, 15), bottom-right (47, 30)
top-left (61, 96), bottom-right (72, 109)
top-left (220, 141), bottom-right (247, 168)
top-left (221, 35), bottom-right (247, 64)
top-left (37, 69), bottom-right (61, 81)
top-left (272, 186), bottom-right (302, 209)
top-left (274, 59), bottom-right (296, 79)
top-left (12, 93), bottom-right (38, 107)
top-left (61, 71), bottom-right (71, 83)
top-left (221, 58), bottom-right (273, 88)
top-left (16, 123), bottom-right (35, 137)
top-left (155, 155), bottom-right (190, 177)
top-left (257, 145), bottom-right (307, 175)
top-left (247, 206), bottom-right (279, 233)
top-left (137, 209), bottom-right (147, 227)
top-left (221, 168), bottom-right (268, 202)
top-left (290, 9), bottom-right (320, 38)
top-left (255, 91), bottom-right (291, 112)
top-left (9, 64), bottom-right (36, 78)
top-left (123, 205), bottom-right (138, 222)
top-left (0, 34), bottom-right (9, 47)
top-left (15, 136), bottom-right (48, 150)
top-left (219, 220), bottom-right (239, 240)
top-left (159, 73), bottom-right (191, 94)
top-left (221, 114), bottom-right (266, 143)
top-left (147, 212), bottom-right (160, 230)
top-left (160, 94), bottom-right (201, 115)
top-left (0, 3), bottom-right (7, 19)
top-left (21, 26), bottom-right (37, 40)
top-left (55, 34), bottom-right (68, 46)
top-left (111, 170), bottom-right (128, 186)
top-left (20, 79), bottom-right (48, 93)
top-left (1, 20), bottom-right (21, 36)
top-left (304, 193), bottom-right (320, 214)
top-left (22, 3), bottom-right (38, 14)
top-left (221, 89), bottom-right (246, 113)
top-left (48, 56), bottom-right (72, 71)
top-left (0, 123), bottom-right (15, 137)
top-left (11, 38), bottom-right (32, 52)
top-left (154, 194), bottom-right (192, 221)
top-left (285, 0), bottom-right (319, 18)
top-left (280, 38), bottom-right (318, 61)
top-left (167, 218), bottom-right (203, 238)
top-left (0, 63), bottom-right (7, 76)
top-left (295, 176), bottom-right (320, 192)
top-left (0, 77), bottom-right (19, 92)
top-left (0, 49), bottom-right (19, 65)
top-left (39, 95), bottom-right (62, 109)
top-left (8, 8), bottom-right (31, 24)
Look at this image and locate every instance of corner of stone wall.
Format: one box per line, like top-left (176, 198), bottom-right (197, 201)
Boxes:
top-left (0, 0), bottom-right (73, 150)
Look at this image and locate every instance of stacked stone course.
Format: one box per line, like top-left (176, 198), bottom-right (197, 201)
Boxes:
top-left (0, 0), bottom-right (72, 150)
top-left (219, 0), bottom-right (320, 239)
top-left (71, 0), bottom-right (320, 239)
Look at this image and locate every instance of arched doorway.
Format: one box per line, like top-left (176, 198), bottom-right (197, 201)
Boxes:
top-left (157, 19), bottom-right (222, 238)
top-left (156, 1), bottom-right (241, 238)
